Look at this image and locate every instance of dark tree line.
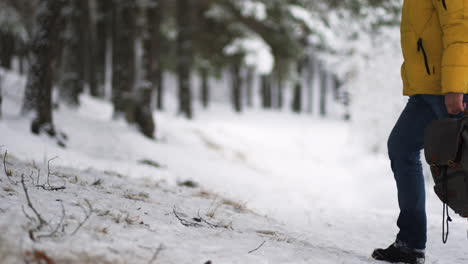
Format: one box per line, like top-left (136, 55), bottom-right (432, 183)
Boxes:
top-left (0, 0), bottom-right (400, 140)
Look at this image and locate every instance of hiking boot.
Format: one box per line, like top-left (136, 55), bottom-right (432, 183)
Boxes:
top-left (371, 240), bottom-right (425, 264)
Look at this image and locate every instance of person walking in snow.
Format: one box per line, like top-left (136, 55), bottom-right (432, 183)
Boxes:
top-left (371, 0), bottom-right (468, 263)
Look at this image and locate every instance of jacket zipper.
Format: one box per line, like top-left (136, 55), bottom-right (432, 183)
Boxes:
top-left (417, 38), bottom-right (431, 75)
top-left (442, 0), bottom-right (447, 10)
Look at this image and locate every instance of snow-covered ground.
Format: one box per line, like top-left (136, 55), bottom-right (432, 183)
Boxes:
top-left (1, 70), bottom-right (468, 263)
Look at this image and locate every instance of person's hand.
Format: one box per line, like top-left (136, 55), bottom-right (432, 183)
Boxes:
top-left (445, 93), bottom-right (466, 115)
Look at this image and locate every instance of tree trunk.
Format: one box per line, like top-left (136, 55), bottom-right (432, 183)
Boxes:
top-left (0, 71), bottom-right (2, 119)
top-left (135, 88), bottom-right (156, 138)
top-left (112, 0), bottom-right (136, 120)
top-left (135, 2), bottom-right (156, 139)
top-left (231, 62), bottom-right (242, 112)
top-left (277, 76), bottom-right (283, 110)
top-left (292, 61), bottom-right (303, 113)
top-left (18, 43), bottom-right (26, 75)
top-left (59, 1), bottom-right (82, 107)
top-left (306, 56), bottom-right (315, 113)
top-left (26, 0), bottom-right (66, 136)
top-left (0, 31), bottom-right (14, 69)
top-left (96, 0), bottom-right (112, 95)
top-left (147, 0), bottom-right (164, 111)
top-left (79, 0), bottom-right (99, 97)
top-left (246, 67), bottom-right (254, 108)
top-left (261, 74), bottom-right (272, 109)
top-left (177, 0), bottom-right (193, 119)
top-left (319, 66), bottom-right (327, 117)
top-left (200, 67), bottom-right (209, 108)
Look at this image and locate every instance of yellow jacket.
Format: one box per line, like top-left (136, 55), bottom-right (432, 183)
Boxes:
top-left (401, 0), bottom-right (468, 95)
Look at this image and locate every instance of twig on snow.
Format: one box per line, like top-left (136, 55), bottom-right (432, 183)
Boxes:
top-left (148, 244), bottom-right (165, 264)
top-left (173, 206), bottom-right (203, 227)
top-left (70, 199), bottom-right (93, 236)
top-left (3, 150), bottom-right (16, 184)
top-left (35, 157), bottom-right (65, 191)
top-left (21, 174), bottom-right (48, 241)
top-left (46, 156), bottom-right (58, 186)
top-left (36, 201), bottom-right (66, 239)
top-left (196, 209), bottom-right (220, 228)
top-left (248, 240), bottom-right (266, 254)
top-left (21, 174), bottom-right (47, 229)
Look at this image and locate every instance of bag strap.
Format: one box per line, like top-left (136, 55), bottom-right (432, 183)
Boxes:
top-left (441, 166), bottom-right (453, 244)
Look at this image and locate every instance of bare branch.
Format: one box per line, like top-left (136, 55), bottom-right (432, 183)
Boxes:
top-left (35, 157), bottom-right (65, 191)
top-left (173, 206), bottom-right (203, 228)
top-left (36, 201), bottom-right (66, 239)
top-left (46, 156), bottom-right (58, 186)
top-left (248, 241), bottom-right (266, 254)
top-left (36, 168), bottom-right (41, 185)
top-left (196, 210), bottom-right (220, 229)
top-left (70, 199), bottom-right (93, 236)
top-left (21, 174), bottom-right (47, 229)
top-left (28, 171), bottom-right (35, 183)
top-left (21, 205), bottom-right (37, 224)
top-left (148, 244), bottom-right (164, 264)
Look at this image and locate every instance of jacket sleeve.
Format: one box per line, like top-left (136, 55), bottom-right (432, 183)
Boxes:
top-left (437, 0), bottom-right (468, 94)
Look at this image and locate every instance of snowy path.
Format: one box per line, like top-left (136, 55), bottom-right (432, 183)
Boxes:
top-left (1, 93), bottom-right (468, 263)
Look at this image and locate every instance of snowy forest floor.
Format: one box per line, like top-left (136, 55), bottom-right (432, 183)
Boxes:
top-left (1, 71), bottom-right (468, 263)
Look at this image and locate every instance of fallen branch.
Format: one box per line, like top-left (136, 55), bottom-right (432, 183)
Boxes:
top-left (248, 241), bottom-right (266, 254)
top-left (148, 244), bottom-right (164, 264)
top-left (36, 201), bottom-right (66, 240)
top-left (70, 199), bottom-right (93, 236)
top-left (21, 174), bottom-right (48, 241)
top-left (196, 210), bottom-right (220, 229)
top-left (173, 206), bottom-right (203, 228)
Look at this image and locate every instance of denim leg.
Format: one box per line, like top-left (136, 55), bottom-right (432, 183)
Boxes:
top-left (388, 95), bottom-right (438, 250)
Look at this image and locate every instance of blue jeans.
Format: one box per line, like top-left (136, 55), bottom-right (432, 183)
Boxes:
top-left (387, 94), bottom-right (468, 249)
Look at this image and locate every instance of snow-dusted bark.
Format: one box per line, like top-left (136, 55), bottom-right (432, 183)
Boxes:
top-left (177, 0), bottom-right (193, 119)
top-left (23, 0), bottom-right (66, 136)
